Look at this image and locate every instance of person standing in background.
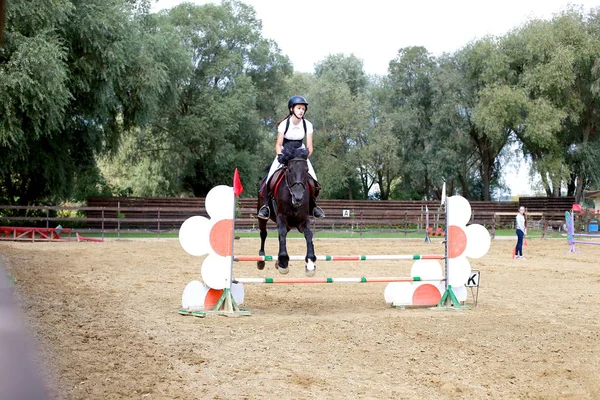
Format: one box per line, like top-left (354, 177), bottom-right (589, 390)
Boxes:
top-left (515, 206), bottom-right (527, 260)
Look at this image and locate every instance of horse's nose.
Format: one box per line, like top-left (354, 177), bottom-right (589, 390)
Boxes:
top-left (292, 195), bottom-right (303, 208)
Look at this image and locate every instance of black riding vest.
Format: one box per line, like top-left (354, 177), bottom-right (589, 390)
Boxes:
top-left (282, 117), bottom-right (307, 149)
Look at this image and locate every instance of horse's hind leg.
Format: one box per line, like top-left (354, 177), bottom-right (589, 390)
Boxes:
top-left (257, 219), bottom-right (267, 270)
top-left (303, 226), bottom-right (317, 277)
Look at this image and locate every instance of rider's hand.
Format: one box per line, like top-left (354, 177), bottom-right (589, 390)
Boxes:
top-left (277, 153), bottom-right (285, 164)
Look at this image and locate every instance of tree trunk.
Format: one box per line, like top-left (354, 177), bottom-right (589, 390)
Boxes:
top-left (575, 176), bottom-right (584, 204)
top-left (567, 173), bottom-right (576, 197)
top-left (457, 173), bottom-right (470, 199)
top-left (574, 123), bottom-right (592, 203)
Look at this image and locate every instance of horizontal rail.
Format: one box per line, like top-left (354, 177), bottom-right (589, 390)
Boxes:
top-left (233, 276), bottom-right (444, 284)
top-left (234, 254), bottom-right (445, 262)
top-left (573, 240), bottom-right (600, 245)
top-left (0, 205), bottom-right (205, 212)
top-left (0, 217), bottom-right (189, 223)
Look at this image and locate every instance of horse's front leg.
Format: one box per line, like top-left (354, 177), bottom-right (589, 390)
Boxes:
top-left (257, 218), bottom-right (267, 270)
top-left (276, 216), bottom-right (290, 274)
top-left (303, 225), bottom-right (317, 277)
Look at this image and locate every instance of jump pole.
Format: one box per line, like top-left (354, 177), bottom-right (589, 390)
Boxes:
top-left (235, 254), bottom-right (444, 262)
top-left (235, 277), bottom-right (443, 284)
top-left (424, 204), bottom-right (431, 243)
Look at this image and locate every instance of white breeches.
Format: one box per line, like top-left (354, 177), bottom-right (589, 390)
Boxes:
top-left (266, 156), bottom-right (317, 183)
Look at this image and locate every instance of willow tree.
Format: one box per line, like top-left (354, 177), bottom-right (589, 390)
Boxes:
top-left (105, 0), bottom-right (293, 197)
top-left (482, 7), bottom-right (600, 201)
top-left (0, 0), bottom-right (178, 205)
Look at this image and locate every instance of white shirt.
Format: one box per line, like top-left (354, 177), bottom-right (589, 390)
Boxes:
top-left (516, 213), bottom-right (526, 232)
top-left (278, 117), bottom-right (314, 141)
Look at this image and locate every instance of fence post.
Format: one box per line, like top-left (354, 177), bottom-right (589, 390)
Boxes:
top-left (542, 213), bottom-right (546, 239)
top-left (157, 208), bottom-right (161, 239)
top-left (117, 201), bottom-right (120, 239)
top-left (101, 208), bottom-right (105, 241)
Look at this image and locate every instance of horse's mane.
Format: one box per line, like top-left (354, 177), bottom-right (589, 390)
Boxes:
top-left (279, 146), bottom-right (308, 165)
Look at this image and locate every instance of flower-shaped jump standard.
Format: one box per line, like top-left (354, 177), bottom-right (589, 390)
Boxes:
top-left (178, 185), bottom-right (244, 311)
top-left (384, 195), bottom-right (490, 307)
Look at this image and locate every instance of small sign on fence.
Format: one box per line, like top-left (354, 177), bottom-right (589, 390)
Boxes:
top-left (342, 210), bottom-right (350, 217)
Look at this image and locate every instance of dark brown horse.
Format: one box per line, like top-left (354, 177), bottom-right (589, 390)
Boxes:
top-left (257, 148), bottom-right (316, 276)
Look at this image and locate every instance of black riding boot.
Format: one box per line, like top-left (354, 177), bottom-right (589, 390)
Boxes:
top-left (310, 197), bottom-right (325, 219)
top-left (258, 189), bottom-right (270, 220)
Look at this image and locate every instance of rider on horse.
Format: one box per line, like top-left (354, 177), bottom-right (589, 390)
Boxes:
top-left (258, 95), bottom-right (325, 220)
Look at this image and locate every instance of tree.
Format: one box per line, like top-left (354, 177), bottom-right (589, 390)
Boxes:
top-left (310, 54), bottom-right (374, 199)
top-left (0, 0), bottom-right (180, 205)
top-left (451, 39), bottom-right (515, 200)
top-left (108, 0), bottom-right (293, 197)
top-left (491, 8), bottom-right (600, 201)
top-left (386, 47), bottom-right (447, 200)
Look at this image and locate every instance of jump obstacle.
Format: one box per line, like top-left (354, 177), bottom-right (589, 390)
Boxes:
top-left (178, 177), bottom-right (490, 317)
top-left (232, 255), bottom-right (445, 284)
top-left (565, 209), bottom-right (600, 252)
top-left (234, 277), bottom-right (444, 284)
top-left (235, 254), bottom-right (444, 262)
top-left (424, 202), bottom-right (445, 243)
top-left (0, 225), bottom-right (72, 242)
top-left (0, 226), bottom-right (103, 243)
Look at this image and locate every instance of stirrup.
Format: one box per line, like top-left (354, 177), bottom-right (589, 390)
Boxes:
top-left (312, 207), bottom-right (325, 219)
top-left (258, 205), bottom-right (270, 220)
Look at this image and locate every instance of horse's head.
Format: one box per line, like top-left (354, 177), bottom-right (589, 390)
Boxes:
top-left (285, 150), bottom-right (309, 209)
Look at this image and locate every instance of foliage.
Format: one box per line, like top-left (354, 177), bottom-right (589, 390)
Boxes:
top-left (0, 0), bottom-right (180, 205)
top-left (104, 1), bottom-right (293, 198)
top-left (2, 1), bottom-right (600, 205)
top-left (493, 8), bottom-right (600, 201)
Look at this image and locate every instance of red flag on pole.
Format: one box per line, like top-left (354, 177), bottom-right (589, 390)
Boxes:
top-left (233, 168), bottom-right (244, 196)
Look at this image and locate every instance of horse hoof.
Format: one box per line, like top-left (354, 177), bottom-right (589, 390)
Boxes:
top-left (277, 266), bottom-right (290, 275)
top-left (257, 261), bottom-right (265, 270)
top-left (305, 260), bottom-right (316, 277)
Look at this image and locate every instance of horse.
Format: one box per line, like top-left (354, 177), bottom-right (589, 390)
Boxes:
top-left (256, 147), bottom-right (317, 276)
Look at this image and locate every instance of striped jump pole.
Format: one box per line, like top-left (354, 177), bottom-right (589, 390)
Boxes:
top-left (234, 276), bottom-right (443, 284)
top-left (235, 254), bottom-right (444, 262)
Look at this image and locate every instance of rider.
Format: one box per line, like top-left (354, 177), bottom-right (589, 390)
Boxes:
top-left (258, 95), bottom-right (325, 220)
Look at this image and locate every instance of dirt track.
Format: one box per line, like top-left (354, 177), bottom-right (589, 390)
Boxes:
top-left (2, 236), bottom-right (600, 399)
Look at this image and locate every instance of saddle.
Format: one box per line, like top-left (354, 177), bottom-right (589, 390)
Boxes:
top-left (260, 168), bottom-right (320, 199)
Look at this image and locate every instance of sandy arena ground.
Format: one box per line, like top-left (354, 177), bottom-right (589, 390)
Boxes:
top-left (1, 235), bottom-right (600, 399)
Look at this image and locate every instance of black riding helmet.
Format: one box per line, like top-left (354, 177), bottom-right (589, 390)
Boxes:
top-left (288, 95), bottom-right (308, 114)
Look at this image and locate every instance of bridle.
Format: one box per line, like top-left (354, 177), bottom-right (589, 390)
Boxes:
top-left (285, 158), bottom-right (308, 201)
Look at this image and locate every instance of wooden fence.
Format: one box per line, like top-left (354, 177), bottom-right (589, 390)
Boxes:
top-left (0, 196), bottom-right (575, 239)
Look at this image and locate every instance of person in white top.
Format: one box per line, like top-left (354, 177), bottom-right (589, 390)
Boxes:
top-left (515, 206), bottom-right (527, 259)
top-left (258, 95), bottom-right (324, 219)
